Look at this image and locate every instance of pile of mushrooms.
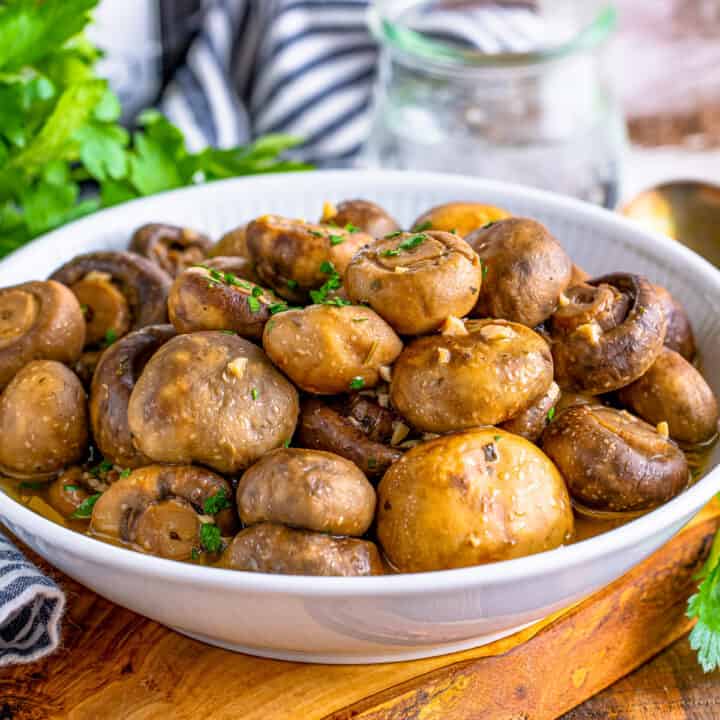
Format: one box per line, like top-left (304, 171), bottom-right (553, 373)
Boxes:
top-left (0, 197), bottom-right (716, 576)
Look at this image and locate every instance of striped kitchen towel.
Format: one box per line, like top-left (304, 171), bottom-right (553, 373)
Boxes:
top-left (159, 0), bottom-right (545, 166)
top-left (0, 533), bottom-right (65, 666)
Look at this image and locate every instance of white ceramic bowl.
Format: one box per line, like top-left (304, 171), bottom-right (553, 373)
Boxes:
top-left (1, 170), bottom-right (719, 664)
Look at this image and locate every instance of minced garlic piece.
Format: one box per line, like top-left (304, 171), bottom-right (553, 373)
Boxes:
top-left (390, 421), bottom-right (410, 446)
top-left (437, 347), bottom-right (451, 364)
top-left (321, 201), bottom-right (338, 221)
top-left (440, 316), bottom-right (468, 336)
top-left (656, 421), bottom-right (669, 438)
top-left (394, 266), bottom-right (409, 274)
top-left (557, 291), bottom-right (570, 307)
top-left (479, 323), bottom-right (516, 342)
top-left (226, 357), bottom-right (248, 379)
top-left (379, 365), bottom-right (393, 383)
top-left (575, 322), bottom-right (601, 345)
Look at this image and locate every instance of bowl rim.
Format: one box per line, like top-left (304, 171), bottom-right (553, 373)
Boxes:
top-left (1, 168), bottom-right (719, 596)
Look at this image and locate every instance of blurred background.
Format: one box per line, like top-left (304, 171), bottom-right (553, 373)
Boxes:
top-left (87, 0), bottom-right (720, 207)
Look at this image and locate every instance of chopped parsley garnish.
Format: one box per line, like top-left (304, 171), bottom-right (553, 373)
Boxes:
top-left (547, 407), bottom-right (556, 422)
top-left (72, 493), bottom-right (102, 519)
top-left (221, 329), bottom-right (236, 335)
top-left (329, 234), bottom-right (344, 246)
top-left (90, 459), bottom-right (114, 477)
top-left (367, 458), bottom-right (377, 469)
top-left (287, 279), bottom-right (298, 289)
top-left (310, 260), bottom-right (342, 304)
top-left (481, 220), bottom-right (497, 229)
top-left (63, 484), bottom-right (81, 492)
top-left (203, 487), bottom-right (231, 515)
top-left (251, 387), bottom-right (259, 401)
top-left (309, 229), bottom-right (324, 237)
top-left (191, 548), bottom-right (200, 561)
top-left (283, 438), bottom-right (291, 448)
top-left (247, 296), bottom-right (261, 313)
top-left (345, 223), bottom-right (360, 233)
top-left (103, 328), bottom-right (118, 347)
top-left (322, 296), bottom-right (351, 307)
top-left (482, 263), bottom-right (489, 278)
top-left (200, 522), bottom-right (223, 553)
top-left (251, 286), bottom-right (263, 298)
top-left (269, 303), bottom-right (289, 314)
top-left (381, 233), bottom-right (427, 257)
top-left (119, 468), bottom-right (132, 479)
top-left (493, 434), bottom-right (502, 442)
top-left (352, 317), bottom-right (368, 323)
top-left (412, 220), bottom-right (432, 232)
top-left (381, 248), bottom-right (400, 257)
top-left (349, 376), bottom-right (365, 390)
top-left (384, 230), bottom-right (402, 239)
top-left (19, 481), bottom-right (46, 491)
top-left (688, 531), bottom-right (720, 671)
top-left (320, 260), bottom-right (336, 275)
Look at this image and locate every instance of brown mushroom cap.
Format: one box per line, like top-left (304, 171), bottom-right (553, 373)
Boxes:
top-left (550, 273), bottom-right (667, 394)
top-left (410, 202), bottom-right (510, 237)
top-left (169, 266), bottom-right (281, 339)
top-left (90, 324), bottom-right (176, 468)
top-left (297, 398), bottom-right (403, 478)
top-left (209, 225), bottom-right (249, 259)
top-left (390, 319), bottom-right (553, 433)
top-left (0, 280), bottom-right (85, 389)
top-left (500, 381), bottom-right (561, 443)
top-left (653, 283), bottom-right (696, 360)
top-left (47, 467), bottom-right (91, 518)
top-left (237, 448), bottom-right (376, 536)
top-left (466, 217), bottom-right (573, 327)
top-left (203, 255), bottom-right (262, 285)
top-left (377, 429), bottom-right (574, 572)
top-left (618, 347), bottom-right (719, 445)
top-left (245, 215), bottom-right (372, 302)
top-left (50, 251), bottom-right (172, 335)
top-left (130, 223), bottom-right (212, 277)
top-left (220, 523), bottom-right (384, 576)
top-left (542, 405), bottom-right (689, 512)
top-left (0, 360), bottom-right (88, 480)
top-left (321, 199), bottom-right (400, 238)
top-left (90, 464), bottom-right (237, 560)
top-left (344, 231), bottom-right (482, 335)
top-left (70, 271), bottom-right (132, 346)
top-left (128, 332), bottom-right (299, 473)
top-left (262, 304), bottom-right (402, 394)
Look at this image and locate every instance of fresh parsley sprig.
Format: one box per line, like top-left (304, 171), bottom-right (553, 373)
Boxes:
top-left (687, 529), bottom-right (720, 672)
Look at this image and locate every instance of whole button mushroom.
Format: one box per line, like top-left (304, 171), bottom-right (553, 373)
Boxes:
top-left (127, 332), bottom-right (299, 473)
top-left (90, 465), bottom-right (238, 560)
top-left (237, 448), bottom-right (376, 536)
top-left (168, 265), bottom-right (281, 339)
top-left (130, 223), bottom-right (212, 277)
top-left (618, 347), bottom-right (719, 445)
top-left (542, 405), bottom-right (689, 513)
top-left (390, 318), bottom-right (554, 433)
top-left (90, 324), bottom-right (176, 468)
top-left (0, 280), bottom-right (86, 389)
top-left (500, 381), bottom-right (561, 443)
top-left (262, 304), bottom-right (402, 394)
top-left (320, 199), bottom-right (400, 238)
top-left (466, 217), bottom-right (573, 327)
top-left (245, 215), bottom-right (372, 302)
top-left (209, 225), bottom-right (249, 259)
top-left (410, 202), bottom-right (510, 237)
top-left (377, 429), bottom-right (574, 572)
top-left (0, 361), bottom-right (88, 480)
top-left (653, 283), bottom-right (696, 360)
top-left (345, 231), bottom-right (482, 335)
top-left (221, 523), bottom-right (384, 576)
top-left (550, 273), bottom-right (667, 394)
top-left (50, 251), bottom-right (172, 346)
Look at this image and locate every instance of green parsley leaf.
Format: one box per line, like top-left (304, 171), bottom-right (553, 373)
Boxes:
top-left (345, 223), bottom-right (359, 233)
top-left (247, 296), bottom-right (261, 313)
top-left (19, 481), bottom-right (46, 491)
top-left (481, 221), bottom-right (497, 230)
top-left (482, 263), bottom-right (489, 278)
top-left (283, 438), bottom-right (291, 448)
top-left (287, 279), bottom-right (298, 289)
top-left (384, 230), bottom-right (402, 239)
top-left (200, 522), bottom-right (223, 553)
top-left (399, 233), bottom-right (427, 251)
top-left (63, 484), bottom-right (81, 492)
top-left (349, 376), bottom-right (365, 390)
top-left (128, 130), bottom-right (184, 196)
top-left (493, 434), bottom-right (502, 442)
top-left (74, 121), bottom-right (129, 182)
top-left (119, 468), bottom-right (131, 479)
top-left (320, 260), bottom-right (335, 274)
top-left (309, 229), bottom-right (324, 237)
top-left (380, 248), bottom-right (400, 257)
top-left (251, 387), bottom-right (259, 401)
top-left (72, 492), bottom-right (102, 519)
top-left (203, 488), bottom-right (231, 515)
top-left (412, 220), bottom-right (432, 232)
top-left (103, 328), bottom-right (118, 346)
top-left (251, 286), bottom-right (263, 298)
top-left (688, 530), bottom-right (720, 672)
top-left (269, 303), bottom-right (289, 315)
top-left (220, 329), bottom-right (236, 335)
top-left (329, 234), bottom-right (344, 246)
top-left (90, 459), bottom-right (114, 476)
top-left (191, 548), bottom-right (200, 561)
top-left (352, 317), bottom-right (368, 322)
top-left (547, 407), bottom-right (556, 422)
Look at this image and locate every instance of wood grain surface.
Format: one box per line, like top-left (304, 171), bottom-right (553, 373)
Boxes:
top-left (1, 503), bottom-right (717, 720)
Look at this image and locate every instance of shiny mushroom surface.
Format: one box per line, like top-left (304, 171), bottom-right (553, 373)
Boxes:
top-left (320, 199), bottom-right (400, 238)
top-left (410, 202), bottom-right (510, 237)
top-left (130, 223), bottom-right (212, 277)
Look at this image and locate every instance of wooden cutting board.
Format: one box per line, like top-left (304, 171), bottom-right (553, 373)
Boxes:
top-left (2, 500), bottom-right (718, 720)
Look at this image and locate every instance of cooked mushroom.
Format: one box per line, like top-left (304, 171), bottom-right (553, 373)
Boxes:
top-left (47, 467), bottom-right (92, 518)
top-left (237, 448), bottom-right (376, 536)
top-left (128, 332), bottom-right (299, 473)
top-left (90, 465), bottom-right (237, 560)
top-left (410, 202), bottom-right (510, 237)
top-left (90, 324), bottom-right (176, 468)
top-left (73, 350), bottom-right (103, 388)
top-left (203, 255), bottom-right (262, 285)
top-left (618, 347), bottom-right (718, 445)
top-left (50, 251), bottom-right (172, 344)
top-left (550, 273), bottom-right (667, 393)
top-left (653, 283), bottom-right (696, 360)
top-left (0, 361), bottom-right (88, 480)
top-left (345, 231), bottom-right (482, 335)
top-left (245, 215), bottom-right (372, 302)
top-left (168, 266), bottom-right (281, 339)
top-left (297, 398), bottom-right (403, 478)
top-left (221, 523), bottom-right (384, 576)
top-left (500, 381), bottom-right (561, 442)
top-left (130, 223), bottom-right (212, 277)
top-left (262, 304), bottom-right (402, 394)
top-left (391, 319), bottom-right (553, 432)
top-left (466, 217), bottom-right (573, 327)
top-left (542, 405), bottom-right (688, 512)
top-left (0, 280), bottom-right (85, 389)
top-left (377, 429), bottom-right (573, 572)
top-left (320, 199), bottom-right (400, 238)
top-left (209, 225), bottom-right (249, 259)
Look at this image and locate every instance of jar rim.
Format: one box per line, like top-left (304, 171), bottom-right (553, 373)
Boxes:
top-left (368, 2), bottom-right (617, 70)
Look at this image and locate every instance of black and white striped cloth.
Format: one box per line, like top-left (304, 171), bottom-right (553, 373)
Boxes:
top-left (0, 534), bottom-right (64, 666)
top-left (159, 0), bottom-right (546, 166)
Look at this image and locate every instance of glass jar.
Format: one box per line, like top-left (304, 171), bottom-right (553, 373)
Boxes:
top-left (364, 1), bottom-right (625, 207)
